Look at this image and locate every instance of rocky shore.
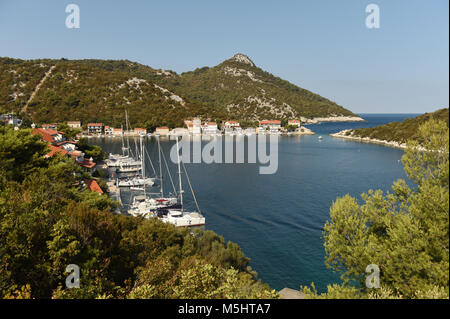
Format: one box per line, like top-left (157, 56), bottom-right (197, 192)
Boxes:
top-left (301, 116), bottom-right (365, 124)
top-left (330, 129), bottom-right (408, 149)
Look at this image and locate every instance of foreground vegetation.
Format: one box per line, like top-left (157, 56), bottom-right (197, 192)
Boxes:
top-left (302, 119), bottom-right (449, 299)
top-left (347, 108), bottom-right (449, 143)
top-left (1, 117), bottom-right (448, 299)
top-left (0, 126), bottom-right (277, 299)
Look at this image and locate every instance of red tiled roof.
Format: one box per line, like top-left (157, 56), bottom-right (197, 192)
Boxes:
top-left (77, 159), bottom-right (96, 169)
top-left (134, 128), bottom-right (146, 131)
top-left (156, 127), bottom-right (169, 130)
top-left (69, 150), bottom-right (82, 157)
top-left (32, 128), bottom-right (56, 143)
top-left (207, 122), bottom-right (217, 125)
top-left (84, 179), bottom-right (103, 194)
top-left (226, 121), bottom-right (239, 123)
top-left (46, 145), bottom-right (68, 158)
top-left (87, 123), bottom-right (104, 126)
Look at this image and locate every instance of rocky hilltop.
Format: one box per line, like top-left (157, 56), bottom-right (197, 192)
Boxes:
top-left (1, 55), bottom-right (362, 126)
top-left (151, 53), bottom-right (361, 122)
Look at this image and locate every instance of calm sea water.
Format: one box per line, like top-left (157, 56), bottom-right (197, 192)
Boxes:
top-left (90, 114), bottom-right (419, 292)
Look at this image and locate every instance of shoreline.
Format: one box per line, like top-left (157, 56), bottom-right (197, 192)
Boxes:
top-left (330, 130), bottom-right (408, 149)
top-left (301, 116), bottom-right (365, 125)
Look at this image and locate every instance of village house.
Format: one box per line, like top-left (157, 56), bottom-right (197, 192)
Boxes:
top-left (104, 126), bottom-right (113, 135)
top-left (32, 128), bottom-right (66, 144)
top-left (45, 145), bottom-right (69, 158)
top-left (42, 123), bottom-right (58, 130)
top-left (224, 121), bottom-right (240, 129)
top-left (69, 150), bottom-right (96, 174)
top-left (1, 113), bottom-right (22, 127)
top-left (288, 119), bottom-right (301, 127)
top-left (259, 120), bottom-right (282, 131)
top-left (54, 140), bottom-right (77, 152)
top-left (84, 179), bottom-right (104, 195)
top-left (112, 128), bottom-right (123, 136)
top-left (202, 122), bottom-right (218, 135)
top-left (87, 123), bottom-right (104, 134)
top-left (134, 128), bottom-right (147, 135)
top-left (192, 118), bottom-right (202, 135)
top-left (155, 127), bottom-right (170, 136)
top-left (169, 127), bottom-right (189, 136)
top-left (67, 121), bottom-right (81, 129)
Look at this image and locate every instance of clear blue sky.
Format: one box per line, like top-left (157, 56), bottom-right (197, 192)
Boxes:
top-left (1, 0), bottom-right (448, 113)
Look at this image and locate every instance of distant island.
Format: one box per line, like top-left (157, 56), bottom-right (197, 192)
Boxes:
top-left (0, 55), bottom-right (362, 129)
top-left (331, 108), bottom-right (449, 148)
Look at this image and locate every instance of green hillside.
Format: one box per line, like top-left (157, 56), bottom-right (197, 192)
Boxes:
top-left (0, 57), bottom-right (223, 129)
top-left (1, 55), bottom-right (357, 128)
top-left (349, 108), bottom-right (449, 143)
top-left (150, 54), bottom-right (358, 120)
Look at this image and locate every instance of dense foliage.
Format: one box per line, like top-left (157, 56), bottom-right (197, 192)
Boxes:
top-left (302, 119), bottom-right (449, 299)
top-left (348, 108), bottom-right (449, 143)
top-left (0, 126), bottom-right (276, 299)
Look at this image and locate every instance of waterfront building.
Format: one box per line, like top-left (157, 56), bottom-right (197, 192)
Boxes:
top-left (155, 127), bottom-right (170, 136)
top-left (259, 120), bottom-right (281, 133)
top-left (224, 121), bottom-right (240, 129)
top-left (134, 128), bottom-right (147, 135)
top-left (112, 128), bottom-right (123, 136)
top-left (87, 123), bottom-right (104, 134)
top-left (288, 119), bottom-right (301, 127)
top-left (67, 121), bottom-right (81, 129)
top-left (104, 126), bottom-right (113, 135)
top-left (202, 122), bottom-right (218, 135)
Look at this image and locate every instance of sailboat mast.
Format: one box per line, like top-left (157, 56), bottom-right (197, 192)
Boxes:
top-left (125, 110), bottom-right (131, 157)
top-left (158, 138), bottom-right (164, 197)
top-left (121, 124), bottom-right (125, 156)
top-left (176, 138), bottom-right (183, 209)
top-left (140, 135), bottom-right (145, 178)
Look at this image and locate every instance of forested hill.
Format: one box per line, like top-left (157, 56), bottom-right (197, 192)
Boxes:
top-left (1, 55), bottom-right (357, 127)
top-left (150, 54), bottom-right (358, 120)
top-left (348, 108), bottom-right (449, 143)
top-left (0, 57), bottom-right (221, 129)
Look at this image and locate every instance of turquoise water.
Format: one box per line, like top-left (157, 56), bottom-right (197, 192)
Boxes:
top-left (91, 114), bottom-right (419, 292)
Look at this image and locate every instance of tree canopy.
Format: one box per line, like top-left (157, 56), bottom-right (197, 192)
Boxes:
top-left (302, 119), bottom-right (449, 299)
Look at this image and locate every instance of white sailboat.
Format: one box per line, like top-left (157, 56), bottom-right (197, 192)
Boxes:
top-left (118, 135), bottom-right (155, 187)
top-left (128, 137), bottom-right (178, 217)
top-left (160, 138), bottom-right (205, 227)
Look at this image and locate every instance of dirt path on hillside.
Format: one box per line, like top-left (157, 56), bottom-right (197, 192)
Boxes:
top-left (21, 65), bottom-right (56, 114)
